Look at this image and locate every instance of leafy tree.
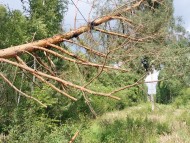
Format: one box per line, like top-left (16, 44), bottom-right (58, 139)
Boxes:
top-left (23, 0), bottom-right (67, 39)
top-left (0, 0), bottom-right (68, 137)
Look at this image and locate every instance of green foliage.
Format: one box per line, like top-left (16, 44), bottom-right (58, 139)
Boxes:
top-left (0, 0), bottom-right (67, 48)
top-left (177, 110), bottom-right (190, 127)
top-left (6, 105), bottom-right (87, 143)
top-left (42, 123), bottom-right (78, 143)
top-left (0, 0), bottom-right (68, 138)
top-left (60, 94), bottom-right (93, 120)
top-left (81, 116), bottom-right (171, 143)
top-left (0, 8), bottom-right (28, 48)
top-left (156, 58), bottom-right (190, 104)
top-left (8, 114), bottom-right (55, 143)
top-left (97, 72), bottom-right (137, 87)
top-left (88, 72), bottom-right (145, 114)
top-left (27, 0), bottom-right (67, 37)
top-left (157, 78), bottom-right (184, 104)
top-left (173, 88), bottom-right (190, 108)
top-left (5, 103), bottom-right (190, 143)
top-left (32, 85), bottom-right (58, 106)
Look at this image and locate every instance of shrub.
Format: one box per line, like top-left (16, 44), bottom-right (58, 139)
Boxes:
top-left (173, 88), bottom-right (190, 108)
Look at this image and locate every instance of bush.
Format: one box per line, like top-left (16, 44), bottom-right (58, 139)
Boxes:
top-left (88, 72), bottom-right (145, 114)
top-left (173, 88), bottom-right (190, 108)
top-left (157, 76), bottom-right (184, 104)
top-left (81, 116), bottom-right (171, 143)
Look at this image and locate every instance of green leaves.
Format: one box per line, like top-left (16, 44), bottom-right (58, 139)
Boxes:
top-left (0, 0), bottom-right (68, 48)
top-left (28, 0), bottom-right (67, 37)
top-left (0, 1), bottom-right (68, 139)
top-left (0, 8), bottom-right (28, 48)
top-left (32, 84), bottom-right (58, 106)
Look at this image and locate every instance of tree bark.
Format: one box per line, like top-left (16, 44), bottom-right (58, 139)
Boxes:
top-left (0, 0), bottom-right (144, 59)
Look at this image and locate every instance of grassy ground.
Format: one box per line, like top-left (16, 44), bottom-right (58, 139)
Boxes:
top-left (78, 103), bottom-right (190, 143)
top-left (3, 102), bottom-right (190, 143)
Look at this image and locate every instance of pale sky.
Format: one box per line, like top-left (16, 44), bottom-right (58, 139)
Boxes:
top-left (0, 0), bottom-right (190, 31)
top-left (173, 0), bottom-right (190, 31)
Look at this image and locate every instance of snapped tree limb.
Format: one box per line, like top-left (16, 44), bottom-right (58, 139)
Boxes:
top-left (0, 0), bottom-right (148, 107)
top-left (0, 0), bottom-right (145, 59)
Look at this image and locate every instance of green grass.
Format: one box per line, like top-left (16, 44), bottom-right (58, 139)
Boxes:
top-left (78, 103), bottom-right (190, 143)
top-left (5, 103), bottom-right (190, 143)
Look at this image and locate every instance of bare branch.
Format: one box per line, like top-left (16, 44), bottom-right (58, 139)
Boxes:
top-left (47, 43), bottom-right (87, 62)
top-left (69, 130), bottom-right (80, 143)
top-left (32, 46), bottom-right (129, 72)
top-left (0, 58), bottom-right (120, 100)
top-left (94, 27), bottom-right (148, 42)
top-left (15, 56), bottom-right (76, 101)
top-left (63, 39), bottom-right (106, 57)
top-left (84, 52), bottom-right (110, 87)
top-left (0, 0), bottom-right (144, 59)
top-left (44, 52), bottom-right (56, 70)
top-left (33, 53), bottom-right (56, 76)
top-left (109, 74), bottom-right (147, 95)
top-left (0, 72), bottom-right (47, 107)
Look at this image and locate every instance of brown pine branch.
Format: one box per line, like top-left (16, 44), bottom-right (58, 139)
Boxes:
top-left (47, 43), bottom-right (87, 62)
top-left (62, 39), bottom-right (106, 57)
top-left (0, 0), bottom-right (144, 59)
top-left (24, 51), bottom-right (57, 76)
top-left (33, 73), bottom-right (77, 101)
top-left (44, 51), bottom-right (56, 70)
top-left (0, 58), bottom-right (120, 100)
top-left (69, 130), bottom-right (80, 143)
top-left (33, 53), bottom-right (56, 76)
top-left (0, 0), bottom-right (149, 107)
top-left (15, 56), bottom-right (76, 101)
top-left (111, 16), bottom-right (134, 27)
top-left (84, 52), bottom-right (110, 87)
top-left (109, 74), bottom-right (147, 95)
top-left (16, 56), bottom-right (77, 101)
top-left (82, 91), bottom-right (97, 118)
top-left (0, 72), bottom-right (47, 107)
top-left (94, 27), bottom-right (149, 42)
top-left (32, 46), bottom-right (129, 72)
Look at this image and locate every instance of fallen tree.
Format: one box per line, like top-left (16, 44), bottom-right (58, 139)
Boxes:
top-left (0, 0), bottom-right (168, 109)
top-left (0, 0), bottom-right (144, 58)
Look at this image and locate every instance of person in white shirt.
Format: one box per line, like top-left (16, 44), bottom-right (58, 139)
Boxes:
top-left (145, 68), bottom-right (160, 111)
